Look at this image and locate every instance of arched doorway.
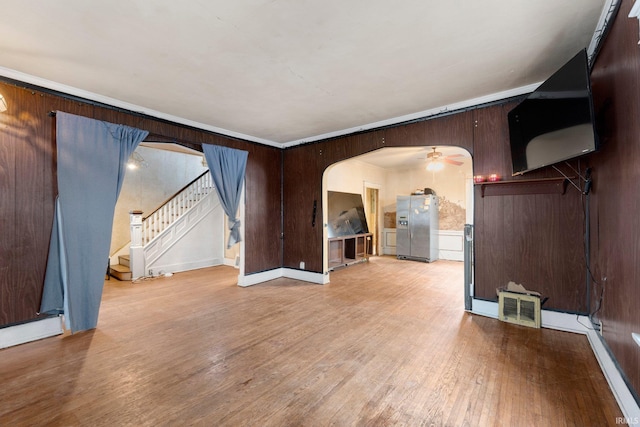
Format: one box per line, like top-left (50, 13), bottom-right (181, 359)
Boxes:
top-left (322, 145), bottom-right (473, 287)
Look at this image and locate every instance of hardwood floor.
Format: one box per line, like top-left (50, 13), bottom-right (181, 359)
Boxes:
top-left (0, 257), bottom-right (622, 426)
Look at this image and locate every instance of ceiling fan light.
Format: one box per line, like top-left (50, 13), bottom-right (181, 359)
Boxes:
top-left (426, 160), bottom-right (444, 171)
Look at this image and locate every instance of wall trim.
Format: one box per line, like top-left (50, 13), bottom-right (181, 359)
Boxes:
top-left (283, 268), bottom-right (328, 284)
top-left (149, 258), bottom-right (224, 276)
top-left (0, 316), bottom-right (63, 349)
top-left (470, 298), bottom-right (640, 422)
top-left (238, 268), bottom-right (328, 287)
top-left (0, 66), bottom-right (540, 149)
top-left (224, 257), bottom-right (240, 268)
top-left (282, 83), bottom-right (540, 147)
top-left (237, 268), bottom-right (284, 287)
top-left (0, 67), bottom-right (280, 148)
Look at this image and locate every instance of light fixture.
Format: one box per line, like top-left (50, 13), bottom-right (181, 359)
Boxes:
top-left (127, 151), bottom-right (149, 170)
top-left (426, 160), bottom-right (445, 172)
top-left (426, 147), bottom-right (444, 171)
top-left (0, 93), bottom-right (7, 112)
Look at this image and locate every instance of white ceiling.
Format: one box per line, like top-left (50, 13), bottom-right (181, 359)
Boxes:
top-left (352, 146), bottom-right (471, 170)
top-left (0, 1), bottom-right (611, 148)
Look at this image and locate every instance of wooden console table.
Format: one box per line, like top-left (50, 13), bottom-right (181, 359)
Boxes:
top-left (328, 233), bottom-right (373, 270)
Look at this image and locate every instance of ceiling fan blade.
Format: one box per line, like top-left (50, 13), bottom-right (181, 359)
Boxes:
top-left (446, 154), bottom-right (465, 158)
top-left (444, 158), bottom-right (464, 166)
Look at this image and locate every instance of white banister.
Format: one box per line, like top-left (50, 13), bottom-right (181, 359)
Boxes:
top-left (129, 171), bottom-right (214, 278)
top-left (129, 210), bottom-right (144, 279)
top-left (139, 172), bottom-right (214, 245)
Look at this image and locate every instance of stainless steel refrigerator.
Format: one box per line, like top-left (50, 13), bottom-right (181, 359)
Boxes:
top-left (396, 195), bottom-right (439, 262)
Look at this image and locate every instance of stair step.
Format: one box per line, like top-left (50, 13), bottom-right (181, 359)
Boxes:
top-left (118, 254), bottom-right (130, 267)
top-left (109, 264), bottom-right (132, 281)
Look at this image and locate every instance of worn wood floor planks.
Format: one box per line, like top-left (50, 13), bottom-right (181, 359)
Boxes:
top-left (0, 256), bottom-right (622, 426)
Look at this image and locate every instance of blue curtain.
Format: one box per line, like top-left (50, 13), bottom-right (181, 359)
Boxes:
top-left (202, 144), bottom-right (248, 248)
top-left (40, 112), bottom-right (148, 332)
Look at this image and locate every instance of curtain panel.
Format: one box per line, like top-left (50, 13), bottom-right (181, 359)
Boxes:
top-left (40, 112), bottom-right (148, 332)
top-left (202, 144), bottom-right (248, 248)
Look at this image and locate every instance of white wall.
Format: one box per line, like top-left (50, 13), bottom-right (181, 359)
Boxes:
top-left (326, 159), bottom-right (387, 253)
top-left (145, 193), bottom-right (225, 274)
top-left (384, 164), bottom-right (469, 212)
top-left (326, 159), bottom-right (387, 195)
top-left (385, 162), bottom-right (471, 231)
top-left (112, 145), bottom-right (208, 254)
top-left (326, 148), bottom-right (473, 261)
top-left (328, 152), bottom-right (472, 232)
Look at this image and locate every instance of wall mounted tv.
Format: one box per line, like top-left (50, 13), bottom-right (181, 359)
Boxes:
top-left (508, 49), bottom-right (599, 176)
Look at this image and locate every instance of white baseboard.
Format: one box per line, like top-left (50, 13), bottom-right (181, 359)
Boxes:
top-left (283, 268), bottom-right (328, 284)
top-left (586, 327), bottom-right (640, 423)
top-left (144, 257), bottom-right (223, 279)
top-left (469, 298), bottom-right (498, 319)
top-left (224, 257), bottom-right (240, 268)
top-left (238, 268), bottom-right (284, 287)
top-left (471, 298), bottom-right (640, 422)
top-left (0, 316), bottom-right (63, 349)
top-left (237, 268), bottom-right (328, 287)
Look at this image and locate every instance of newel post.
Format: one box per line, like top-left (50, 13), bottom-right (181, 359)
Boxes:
top-left (129, 210), bottom-right (145, 280)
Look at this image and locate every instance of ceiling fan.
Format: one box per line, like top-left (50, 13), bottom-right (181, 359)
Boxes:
top-left (425, 146), bottom-right (465, 166)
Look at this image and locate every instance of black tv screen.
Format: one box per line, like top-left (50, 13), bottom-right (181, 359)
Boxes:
top-left (508, 49), bottom-right (599, 176)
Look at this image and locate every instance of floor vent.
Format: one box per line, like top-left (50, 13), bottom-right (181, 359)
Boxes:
top-left (498, 291), bottom-right (541, 328)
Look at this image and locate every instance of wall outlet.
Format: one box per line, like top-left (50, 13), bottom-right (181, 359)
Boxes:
top-left (597, 320), bottom-right (603, 335)
top-left (300, 261), bottom-right (305, 270)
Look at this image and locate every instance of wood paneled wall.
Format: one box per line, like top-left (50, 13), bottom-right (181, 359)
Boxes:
top-left (0, 82), bottom-right (282, 327)
top-left (283, 105), bottom-right (588, 313)
top-left (472, 101), bottom-right (588, 312)
top-left (589, 0), bottom-right (640, 401)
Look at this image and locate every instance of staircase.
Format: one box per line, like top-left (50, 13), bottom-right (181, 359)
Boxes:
top-left (108, 171), bottom-right (215, 281)
top-left (108, 255), bottom-right (132, 281)
top-left (141, 171), bottom-right (214, 245)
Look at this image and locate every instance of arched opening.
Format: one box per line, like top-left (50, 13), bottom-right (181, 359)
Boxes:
top-left (109, 142), bottom-right (239, 281)
top-left (322, 145), bottom-right (473, 291)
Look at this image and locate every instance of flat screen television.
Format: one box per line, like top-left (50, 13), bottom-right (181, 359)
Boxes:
top-left (327, 191), bottom-right (369, 238)
top-left (508, 49), bottom-right (599, 176)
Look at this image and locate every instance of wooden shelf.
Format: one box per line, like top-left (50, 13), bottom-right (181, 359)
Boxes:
top-left (328, 233), bottom-right (372, 270)
top-left (476, 177), bottom-right (572, 197)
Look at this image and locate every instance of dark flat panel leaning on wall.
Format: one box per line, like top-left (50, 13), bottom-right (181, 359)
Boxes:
top-left (0, 81), bottom-right (282, 327)
top-left (589, 0), bottom-right (640, 401)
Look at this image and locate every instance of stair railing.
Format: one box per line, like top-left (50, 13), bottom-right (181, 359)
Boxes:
top-left (141, 170), bottom-right (214, 244)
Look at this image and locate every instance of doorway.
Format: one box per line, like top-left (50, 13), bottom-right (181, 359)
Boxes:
top-left (322, 145), bottom-right (473, 283)
top-left (364, 183), bottom-right (380, 255)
